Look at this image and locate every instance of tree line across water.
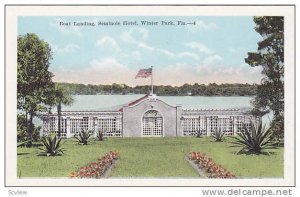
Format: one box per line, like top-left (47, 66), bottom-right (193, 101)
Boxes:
top-left (57, 82), bottom-right (258, 96)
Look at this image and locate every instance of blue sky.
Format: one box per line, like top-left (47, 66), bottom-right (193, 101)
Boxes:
top-left (18, 16), bottom-right (263, 86)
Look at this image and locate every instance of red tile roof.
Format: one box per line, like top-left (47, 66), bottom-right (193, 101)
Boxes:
top-left (118, 94), bottom-right (149, 112)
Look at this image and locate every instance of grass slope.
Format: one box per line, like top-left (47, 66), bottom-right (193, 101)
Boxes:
top-left (17, 137), bottom-right (283, 178)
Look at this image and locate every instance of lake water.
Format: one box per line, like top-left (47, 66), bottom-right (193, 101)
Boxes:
top-left (62, 94), bottom-right (254, 111)
top-left (58, 94), bottom-right (272, 125)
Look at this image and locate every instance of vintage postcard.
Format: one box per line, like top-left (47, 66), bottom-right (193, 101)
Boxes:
top-left (5, 5), bottom-right (295, 186)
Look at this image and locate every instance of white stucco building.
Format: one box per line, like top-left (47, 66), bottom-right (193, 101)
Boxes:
top-left (42, 94), bottom-right (259, 138)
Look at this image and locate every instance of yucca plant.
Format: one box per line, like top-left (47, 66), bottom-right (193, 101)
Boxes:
top-left (39, 133), bottom-right (64, 156)
top-left (196, 129), bottom-right (203, 138)
top-left (212, 128), bottom-right (225, 142)
top-left (96, 129), bottom-right (105, 141)
top-left (231, 122), bottom-right (277, 155)
top-left (17, 140), bottom-right (32, 148)
top-left (74, 129), bottom-right (92, 145)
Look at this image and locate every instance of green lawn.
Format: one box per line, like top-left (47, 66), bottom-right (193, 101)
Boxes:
top-left (17, 137), bottom-right (283, 178)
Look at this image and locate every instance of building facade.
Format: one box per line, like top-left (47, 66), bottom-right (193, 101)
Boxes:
top-left (42, 94), bottom-right (259, 138)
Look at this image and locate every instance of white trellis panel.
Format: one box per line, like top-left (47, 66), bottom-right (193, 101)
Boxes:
top-left (182, 116), bottom-right (208, 136)
top-left (142, 110), bottom-right (163, 137)
top-left (41, 108), bottom-right (258, 138)
top-left (181, 109), bottom-right (257, 136)
top-left (42, 111), bottom-right (123, 138)
top-left (96, 116), bottom-right (122, 137)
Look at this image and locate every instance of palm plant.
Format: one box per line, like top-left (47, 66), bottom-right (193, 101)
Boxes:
top-left (52, 84), bottom-right (74, 138)
top-left (74, 129), bottom-right (92, 145)
top-left (231, 122), bottom-right (277, 155)
top-left (212, 128), bottom-right (225, 142)
top-left (39, 133), bottom-right (64, 156)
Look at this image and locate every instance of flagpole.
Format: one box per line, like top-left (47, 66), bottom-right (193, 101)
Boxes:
top-left (151, 66), bottom-right (153, 95)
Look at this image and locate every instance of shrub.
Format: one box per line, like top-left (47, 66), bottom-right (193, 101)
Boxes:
top-left (31, 126), bottom-right (41, 142)
top-left (231, 122), bottom-right (277, 155)
top-left (39, 133), bottom-right (64, 156)
top-left (17, 114), bottom-right (41, 144)
top-left (74, 129), bottom-right (92, 145)
top-left (212, 128), bottom-right (225, 142)
top-left (17, 114), bottom-right (27, 142)
top-left (270, 117), bottom-right (284, 147)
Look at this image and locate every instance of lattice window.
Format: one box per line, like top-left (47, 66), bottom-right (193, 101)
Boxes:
top-left (182, 118), bottom-right (190, 136)
top-left (236, 116), bottom-right (252, 133)
top-left (115, 115), bottom-right (122, 136)
top-left (59, 118), bottom-right (67, 138)
top-left (70, 118), bottom-right (81, 135)
top-left (70, 117), bottom-right (89, 135)
top-left (210, 116), bottom-right (219, 135)
top-left (93, 117), bottom-right (97, 131)
top-left (218, 118), bottom-right (233, 136)
top-left (43, 117), bottom-right (56, 134)
top-left (182, 116), bottom-right (207, 136)
top-left (142, 110), bottom-right (163, 136)
top-left (199, 116), bottom-right (208, 136)
top-left (82, 117), bottom-right (89, 131)
top-left (97, 117), bottom-right (121, 137)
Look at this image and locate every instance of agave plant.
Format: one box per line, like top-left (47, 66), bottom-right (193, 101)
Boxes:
top-left (39, 133), bottom-right (64, 156)
top-left (196, 129), bottom-right (203, 138)
top-left (17, 140), bottom-right (32, 148)
top-left (96, 129), bottom-right (105, 141)
top-left (231, 122), bottom-right (277, 155)
top-left (212, 128), bottom-right (225, 142)
top-left (74, 129), bottom-right (92, 145)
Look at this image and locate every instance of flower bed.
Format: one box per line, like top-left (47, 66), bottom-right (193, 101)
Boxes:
top-left (70, 151), bottom-right (119, 178)
top-left (187, 152), bottom-right (236, 178)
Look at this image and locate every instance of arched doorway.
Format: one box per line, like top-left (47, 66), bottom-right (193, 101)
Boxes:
top-left (142, 110), bottom-right (163, 137)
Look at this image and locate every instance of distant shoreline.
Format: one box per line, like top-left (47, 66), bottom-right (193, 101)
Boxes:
top-left (71, 94), bottom-right (255, 97)
top-left (57, 82), bottom-right (257, 97)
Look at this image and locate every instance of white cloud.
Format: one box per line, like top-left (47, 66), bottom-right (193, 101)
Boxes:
top-left (178, 52), bottom-right (199, 60)
top-left (56, 44), bottom-right (80, 53)
top-left (137, 42), bottom-right (175, 57)
top-left (187, 20), bottom-right (217, 33)
top-left (52, 61), bottom-right (263, 86)
top-left (121, 27), bottom-right (149, 43)
top-left (185, 42), bottom-right (213, 54)
top-left (48, 41), bottom-right (80, 54)
top-left (152, 63), bottom-right (262, 86)
top-left (121, 27), bottom-right (176, 58)
top-left (202, 54), bottom-right (223, 65)
top-left (96, 36), bottom-right (120, 51)
top-left (138, 42), bottom-right (154, 51)
top-left (90, 58), bottom-right (126, 70)
top-left (156, 48), bottom-right (175, 57)
top-left (53, 58), bottom-right (135, 85)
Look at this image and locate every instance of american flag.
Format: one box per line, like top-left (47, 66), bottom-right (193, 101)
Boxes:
top-left (135, 68), bottom-right (152, 78)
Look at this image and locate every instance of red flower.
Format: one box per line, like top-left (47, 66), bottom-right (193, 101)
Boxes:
top-left (188, 151), bottom-right (236, 179)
